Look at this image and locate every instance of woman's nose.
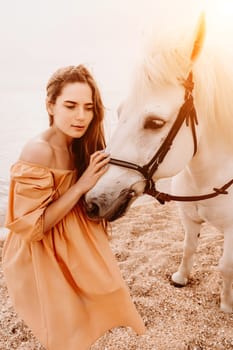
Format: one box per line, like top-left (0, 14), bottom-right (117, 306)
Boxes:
top-left (75, 107), bottom-right (85, 120)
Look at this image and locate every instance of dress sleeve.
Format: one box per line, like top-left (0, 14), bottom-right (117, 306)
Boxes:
top-left (5, 162), bottom-right (55, 242)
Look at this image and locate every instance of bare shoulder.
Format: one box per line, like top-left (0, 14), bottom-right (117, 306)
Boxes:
top-left (19, 136), bottom-right (54, 167)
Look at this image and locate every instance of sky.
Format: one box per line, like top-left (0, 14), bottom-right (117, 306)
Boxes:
top-left (1, 0), bottom-right (232, 92)
top-left (0, 0), bottom-right (232, 112)
top-left (0, 0), bottom-right (151, 93)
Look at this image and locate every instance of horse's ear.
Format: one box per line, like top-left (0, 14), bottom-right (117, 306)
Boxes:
top-left (190, 12), bottom-right (206, 62)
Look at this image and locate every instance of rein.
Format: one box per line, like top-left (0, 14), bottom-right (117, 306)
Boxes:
top-left (109, 72), bottom-right (233, 204)
top-left (145, 178), bottom-right (233, 204)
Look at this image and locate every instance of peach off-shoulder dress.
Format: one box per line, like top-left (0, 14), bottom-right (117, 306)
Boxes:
top-left (2, 161), bottom-right (145, 350)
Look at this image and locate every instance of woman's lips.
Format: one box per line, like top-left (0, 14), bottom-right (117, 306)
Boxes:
top-left (71, 125), bottom-right (85, 130)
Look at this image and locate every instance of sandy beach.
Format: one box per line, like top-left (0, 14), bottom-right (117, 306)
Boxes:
top-left (0, 195), bottom-right (233, 350)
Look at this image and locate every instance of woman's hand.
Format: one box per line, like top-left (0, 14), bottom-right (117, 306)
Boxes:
top-left (75, 151), bottom-right (110, 194)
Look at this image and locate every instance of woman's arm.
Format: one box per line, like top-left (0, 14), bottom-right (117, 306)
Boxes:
top-left (43, 151), bottom-right (109, 232)
top-left (20, 141), bottom-right (109, 233)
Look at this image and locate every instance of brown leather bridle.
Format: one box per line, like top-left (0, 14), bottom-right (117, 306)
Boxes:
top-left (109, 72), bottom-right (233, 204)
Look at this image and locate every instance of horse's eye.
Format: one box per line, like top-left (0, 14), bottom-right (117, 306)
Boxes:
top-left (144, 116), bottom-right (166, 129)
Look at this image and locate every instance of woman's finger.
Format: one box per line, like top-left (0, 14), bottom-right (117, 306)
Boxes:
top-left (95, 157), bottom-right (110, 171)
top-left (90, 151), bottom-right (110, 164)
top-left (95, 163), bottom-right (110, 177)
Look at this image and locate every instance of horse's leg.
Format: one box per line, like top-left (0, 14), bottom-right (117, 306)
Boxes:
top-left (172, 209), bottom-right (202, 286)
top-left (218, 228), bottom-right (233, 312)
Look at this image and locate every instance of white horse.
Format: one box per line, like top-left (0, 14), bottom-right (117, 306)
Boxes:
top-left (85, 13), bottom-right (233, 312)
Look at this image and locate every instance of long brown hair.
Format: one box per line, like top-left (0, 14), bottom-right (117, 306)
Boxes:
top-left (46, 65), bottom-right (106, 176)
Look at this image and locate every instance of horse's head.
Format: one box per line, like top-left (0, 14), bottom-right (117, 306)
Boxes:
top-left (85, 14), bottom-right (206, 221)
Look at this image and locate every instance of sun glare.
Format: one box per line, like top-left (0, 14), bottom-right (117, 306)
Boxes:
top-left (202, 0), bottom-right (233, 45)
top-left (204, 0), bottom-right (233, 25)
top-left (205, 0), bottom-right (233, 15)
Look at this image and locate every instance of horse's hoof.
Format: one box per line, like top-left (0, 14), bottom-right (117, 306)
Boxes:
top-left (171, 272), bottom-right (188, 287)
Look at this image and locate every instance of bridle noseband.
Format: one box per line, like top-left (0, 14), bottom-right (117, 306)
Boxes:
top-left (109, 72), bottom-right (233, 204)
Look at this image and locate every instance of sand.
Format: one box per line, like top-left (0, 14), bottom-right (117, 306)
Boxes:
top-left (0, 199), bottom-right (233, 350)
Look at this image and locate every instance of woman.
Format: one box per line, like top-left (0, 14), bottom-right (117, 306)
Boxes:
top-left (2, 65), bottom-right (145, 350)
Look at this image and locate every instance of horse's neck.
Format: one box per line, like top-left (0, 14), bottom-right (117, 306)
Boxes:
top-left (187, 137), bottom-right (233, 188)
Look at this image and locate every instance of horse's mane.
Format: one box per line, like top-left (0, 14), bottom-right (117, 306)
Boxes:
top-left (131, 10), bottom-right (233, 149)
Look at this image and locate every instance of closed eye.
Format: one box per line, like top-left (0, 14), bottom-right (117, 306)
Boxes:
top-left (144, 116), bottom-right (166, 130)
top-left (85, 106), bottom-right (94, 111)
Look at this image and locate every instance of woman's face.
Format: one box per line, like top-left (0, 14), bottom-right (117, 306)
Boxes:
top-left (48, 82), bottom-right (94, 139)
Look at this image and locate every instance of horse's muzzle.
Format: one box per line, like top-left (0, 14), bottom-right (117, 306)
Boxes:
top-left (84, 188), bottom-right (136, 221)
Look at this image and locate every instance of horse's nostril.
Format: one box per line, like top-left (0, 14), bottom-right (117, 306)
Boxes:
top-left (85, 201), bottom-right (100, 218)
